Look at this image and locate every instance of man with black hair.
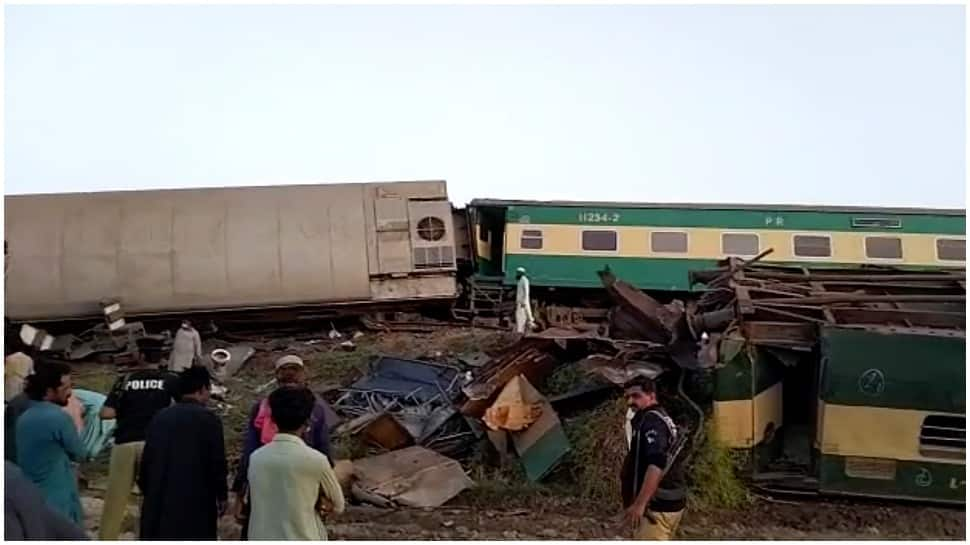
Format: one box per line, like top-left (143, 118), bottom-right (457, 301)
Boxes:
top-left (98, 336), bottom-right (178, 540)
top-left (620, 376), bottom-right (687, 540)
top-left (14, 360), bottom-right (85, 524)
top-left (138, 366), bottom-right (228, 540)
top-left (231, 354), bottom-right (335, 538)
top-left (247, 386), bottom-right (345, 540)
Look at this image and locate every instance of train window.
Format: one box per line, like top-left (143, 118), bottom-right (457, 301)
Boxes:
top-left (582, 230), bottom-right (617, 251)
top-left (416, 217), bottom-right (446, 242)
top-left (793, 235), bottom-right (831, 257)
top-left (722, 233), bottom-right (759, 256)
top-left (919, 414), bottom-right (965, 460)
top-left (478, 225), bottom-right (489, 242)
top-left (936, 238), bottom-right (965, 261)
top-left (520, 229), bottom-right (543, 250)
top-left (864, 236), bottom-right (902, 259)
top-left (651, 231), bottom-right (687, 253)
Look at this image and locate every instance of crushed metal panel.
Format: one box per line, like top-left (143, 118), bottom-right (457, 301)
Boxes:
top-left (579, 354), bottom-right (665, 385)
top-left (363, 413), bottom-right (414, 450)
top-left (458, 351), bottom-right (490, 368)
top-left (351, 356), bottom-right (460, 404)
top-left (599, 268), bottom-right (681, 343)
top-left (460, 340), bottom-right (560, 417)
top-left (504, 376), bottom-right (571, 482)
top-left (352, 446), bottom-right (473, 508)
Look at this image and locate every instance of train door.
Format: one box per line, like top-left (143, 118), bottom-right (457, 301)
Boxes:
top-left (471, 205), bottom-right (506, 278)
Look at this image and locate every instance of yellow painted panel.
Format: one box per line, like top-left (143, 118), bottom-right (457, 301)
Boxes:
top-left (475, 224), bottom-right (491, 261)
top-left (505, 224), bottom-right (964, 266)
top-left (819, 403), bottom-right (964, 464)
top-left (754, 381), bottom-right (784, 444)
top-left (713, 399), bottom-right (753, 448)
top-left (712, 382), bottom-right (784, 448)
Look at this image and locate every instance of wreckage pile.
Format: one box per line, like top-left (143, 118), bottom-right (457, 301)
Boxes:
top-left (687, 257), bottom-right (966, 350)
top-left (325, 271), bottom-right (710, 509)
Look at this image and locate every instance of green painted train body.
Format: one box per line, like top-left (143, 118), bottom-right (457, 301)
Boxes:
top-left (713, 326), bottom-right (965, 504)
top-left (469, 198), bottom-right (966, 504)
top-left (469, 199), bottom-right (965, 292)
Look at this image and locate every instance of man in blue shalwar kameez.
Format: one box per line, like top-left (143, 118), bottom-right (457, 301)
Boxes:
top-left (15, 360), bottom-right (85, 525)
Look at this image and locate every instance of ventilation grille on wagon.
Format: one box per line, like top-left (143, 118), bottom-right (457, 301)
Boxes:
top-left (413, 246), bottom-right (454, 270)
top-left (919, 414), bottom-right (966, 459)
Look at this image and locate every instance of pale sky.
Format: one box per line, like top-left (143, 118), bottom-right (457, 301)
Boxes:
top-left (5, 4), bottom-right (966, 208)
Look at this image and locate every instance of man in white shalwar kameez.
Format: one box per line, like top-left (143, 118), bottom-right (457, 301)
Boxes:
top-left (514, 267), bottom-right (536, 334)
top-left (169, 320), bottom-right (202, 372)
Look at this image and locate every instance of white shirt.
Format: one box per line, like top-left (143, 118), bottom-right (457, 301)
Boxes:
top-left (169, 327), bottom-right (201, 372)
top-left (516, 275), bottom-right (531, 307)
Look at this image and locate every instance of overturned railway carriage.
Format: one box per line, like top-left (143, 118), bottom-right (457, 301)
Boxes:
top-left (694, 264), bottom-right (966, 504)
top-left (468, 199), bottom-right (965, 292)
top-left (5, 181), bottom-right (462, 321)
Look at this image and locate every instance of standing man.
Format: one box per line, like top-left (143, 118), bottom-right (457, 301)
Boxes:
top-left (620, 377), bottom-right (687, 540)
top-left (138, 366), bottom-right (228, 540)
top-left (15, 361), bottom-right (85, 524)
top-left (98, 337), bottom-right (177, 540)
top-left (514, 266), bottom-right (536, 334)
top-left (247, 386), bottom-right (345, 540)
top-left (5, 461), bottom-right (89, 540)
top-left (231, 354), bottom-right (334, 538)
top-left (169, 319), bottom-right (202, 372)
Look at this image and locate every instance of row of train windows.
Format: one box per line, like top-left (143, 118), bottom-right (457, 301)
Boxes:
top-left (518, 229), bottom-right (967, 261)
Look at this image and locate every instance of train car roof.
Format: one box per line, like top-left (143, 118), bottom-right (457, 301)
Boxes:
top-left (6, 180), bottom-right (448, 199)
top-left (468, 198), bottom-right (966, 216)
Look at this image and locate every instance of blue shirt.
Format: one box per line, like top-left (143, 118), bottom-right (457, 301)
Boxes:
top-left (15, 401), bottom-right (85, 524)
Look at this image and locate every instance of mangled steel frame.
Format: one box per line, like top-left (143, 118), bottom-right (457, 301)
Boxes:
top-left (333, 356), bottom-right (477, 457)
top-left (688, 257), bottom-right (966, 504)
top-left (688, 257), bottom-right (966, 346)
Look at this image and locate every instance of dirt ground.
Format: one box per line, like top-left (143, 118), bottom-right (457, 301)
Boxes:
top-left (78, 494), bottom-right (964, 540)
top-left (72, 325), bottom-right (966, 540)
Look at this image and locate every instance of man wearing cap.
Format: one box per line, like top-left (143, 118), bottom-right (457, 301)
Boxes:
top-left (231, 355), bottom-right (335, 539)
top-left (98, 336), bottom-right (177, 540)
top-left (515, 267), bottom-right (536, 334)
top-left (169, 319), bottom-right (202, 372)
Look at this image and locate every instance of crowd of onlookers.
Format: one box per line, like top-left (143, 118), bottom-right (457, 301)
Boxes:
top-left (5, 324), bottom-right (345, 541)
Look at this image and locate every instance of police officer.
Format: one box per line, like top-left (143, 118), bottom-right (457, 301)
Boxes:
top-left (620, 376), bottom-right (687, 540)
top-left (98, 336), bottom-right (177, 540)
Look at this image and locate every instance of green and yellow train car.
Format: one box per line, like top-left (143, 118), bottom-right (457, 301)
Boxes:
top-left (469, 199), bottom-right (965, 292)
top-left (713, 326), bottom-right (965, 504)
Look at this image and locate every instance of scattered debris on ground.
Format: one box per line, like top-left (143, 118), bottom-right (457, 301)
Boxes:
top-left (59, 295), bottom-right (964, 540)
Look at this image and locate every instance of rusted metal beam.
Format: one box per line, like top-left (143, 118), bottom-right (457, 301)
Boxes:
top-left (751, 305), bottom-right (829, 324)
top-left (754, 294), bottom-right (965, 305)
top-left (599, 269), bottom-right (679, 343)
top-left (742, 272), bottom-right (965, 283)
top-left (809, 282), bottom-right (836, 323)
top-left (740, 321), bottom-right (817, 346)
top-left (830, 307), bottom-right (965, 329)
top-left (735, 285), bottom-right (755, 315)
top-left (814, 281), bottom-right (963, 291)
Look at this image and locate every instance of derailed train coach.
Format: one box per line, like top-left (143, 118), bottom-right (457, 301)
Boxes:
top-left (692, 263), bottom-right (966, 505)
top-left (5, 181), bottom-right (465, 321)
